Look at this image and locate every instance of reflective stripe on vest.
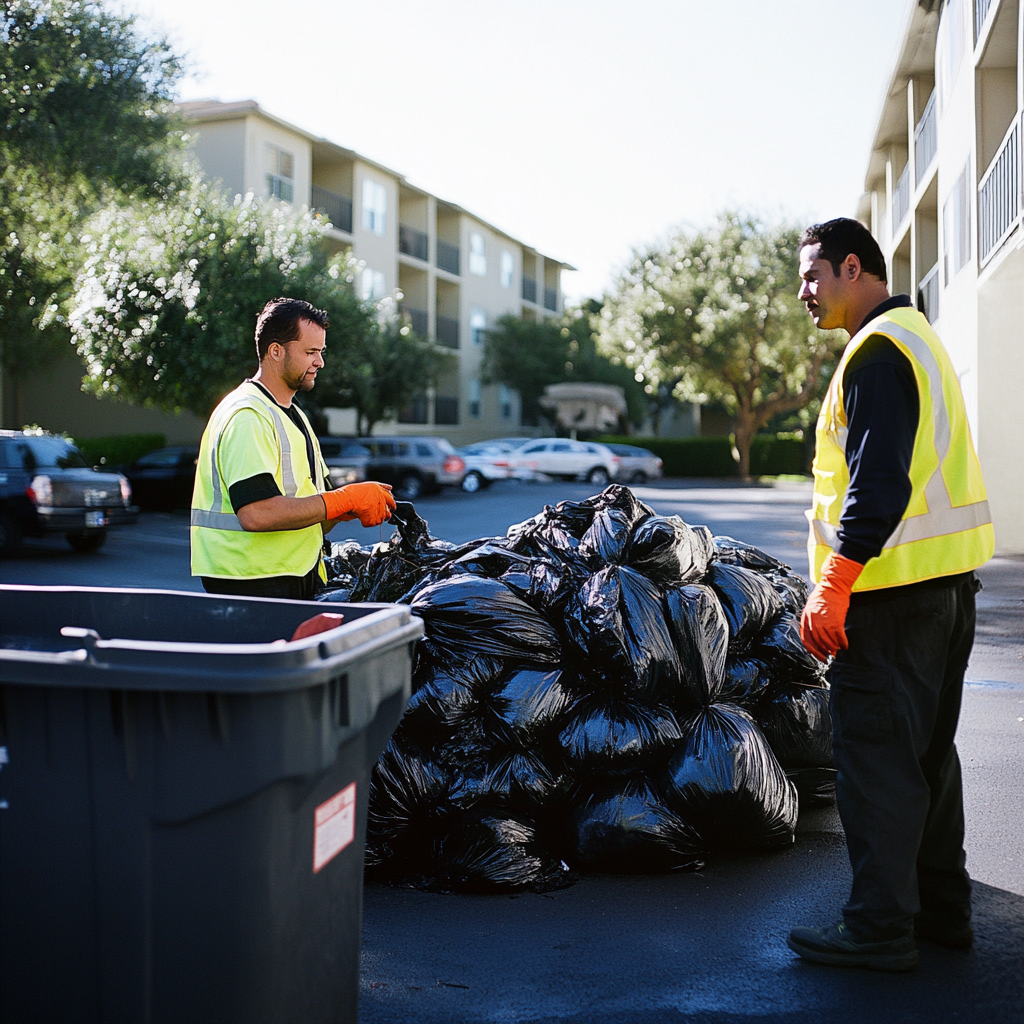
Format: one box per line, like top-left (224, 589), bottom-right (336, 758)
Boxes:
top-left (808, 308), bottom-right (993, 589)
top-left (190, 393), bottom-right (306, 532)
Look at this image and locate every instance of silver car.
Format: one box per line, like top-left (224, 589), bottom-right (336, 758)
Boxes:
top-left (604, 443), bottom-right (664, 483)
top-left (513, 438), bottom-right (620, 485)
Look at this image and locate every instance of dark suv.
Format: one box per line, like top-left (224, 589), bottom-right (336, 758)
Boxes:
top-left (0, 430), bottom-right (139, 555)
top-left (319, 436), bottom-right (466, 500)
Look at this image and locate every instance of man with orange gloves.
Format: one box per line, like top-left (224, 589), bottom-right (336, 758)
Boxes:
top-left (788, 219), bottom-right (993, 972)
top-left (191, 297), bottom-right (396, 600)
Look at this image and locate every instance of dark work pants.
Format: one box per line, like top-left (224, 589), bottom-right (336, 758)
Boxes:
top-left (829, 574), bottom-right (979, 941)
top-left (200, 562), bottom-right (322, 601)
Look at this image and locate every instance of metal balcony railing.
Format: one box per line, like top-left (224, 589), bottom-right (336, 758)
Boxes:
top-left (436, 240), bottom-right (460, 275)
top-left (404, 307), bottom-right (428, 337)
top-left (979, 116), bottom-right (1021, 266)
top-left (436, 315), bottom-right (459, 349)
top-left (310, 185), bottom-right (352, 233)
top-left (915, 90), bottom-right (938, 186)
top-left (434, 397), bottom-right (459, 425)
top-left (399, 224), bottom-right (428, 261)
top-left (892, 163), bottom-right (911, 233)
top-left (521, 277), bottom-right (537, 303)
top-left (543, 288), bottom-right (557, 311)
top-left (975, 0), bottom-right (994, 41)
top-left (918, 263), bottom-right (940, 324)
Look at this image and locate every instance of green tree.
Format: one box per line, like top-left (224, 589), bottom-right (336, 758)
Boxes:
top-left (601, 212), bottom-right (845, 477)
top-left (1, 0), bottom-right (184, 424)
top-left (310, 302), bottom-right (455, 437)
top-left (483, 305), bottom-right (645, 430)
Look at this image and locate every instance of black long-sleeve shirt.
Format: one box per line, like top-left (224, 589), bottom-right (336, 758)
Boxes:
top-left (835, 295), bottom-right (919, 565)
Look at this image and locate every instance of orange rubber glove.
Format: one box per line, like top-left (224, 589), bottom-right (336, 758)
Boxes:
top-left (799, 551), bottom-right (865, 662)
top-left (322, 482), bottom-right (396, 527)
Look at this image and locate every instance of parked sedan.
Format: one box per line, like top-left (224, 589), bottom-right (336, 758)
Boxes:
top-left (513, 438), bottom-right (620, 484)
top-left (121, 446), bottom-right (199, 510)
top-left (456, 442), bottom-right (518, 492)
top-left (604, 443), bottom-right (664, 483)
top-left (318, 438), bottom-right (370, 485)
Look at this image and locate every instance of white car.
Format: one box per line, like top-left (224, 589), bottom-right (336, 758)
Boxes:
top-left (513, 438), bottom-right (620, 485)
top-left (456, 442), bottom-right (515, 492)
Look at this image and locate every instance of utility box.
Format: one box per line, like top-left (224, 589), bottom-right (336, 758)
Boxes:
top-left (0, 585), bottom-right (422, 1024)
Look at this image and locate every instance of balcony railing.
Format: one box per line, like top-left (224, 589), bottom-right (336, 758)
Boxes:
top-left (975, 0), bottom-right (994, 41)
top-left (543, 288), bottom-right (557, 311)
top-left (521, 277), bottom-right (537, 303)
top-left (436, 240), bottom-right (460, 275)
top-left (310, 185), bottom-right (352, 233)
top-left (892, 163), bottom-right (911, 233)
top-left (399, 224), bottom-right (428, 261)
top-left (404, 307), bottom-right (428, 337)
top-left (917, 262), bottom-right (940, 324)
top-left (436, 315), bottom-right (460, 349)
top-left (979, 116), bottom-right (1021, 266)
top-left (915, 90), bottom-right (938, 186)
top-left (434, 397), bottom-right (459, 426)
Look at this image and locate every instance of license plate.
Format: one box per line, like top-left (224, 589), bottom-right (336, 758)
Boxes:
top-left (85, 511), bottom-right (108, 528)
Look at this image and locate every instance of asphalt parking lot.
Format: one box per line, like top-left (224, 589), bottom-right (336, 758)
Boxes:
top-left (3, 477), bottom-right (1021, 1022)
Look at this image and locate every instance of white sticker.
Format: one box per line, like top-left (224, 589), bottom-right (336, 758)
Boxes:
top-left (313, 782), bottom-right (356, 873)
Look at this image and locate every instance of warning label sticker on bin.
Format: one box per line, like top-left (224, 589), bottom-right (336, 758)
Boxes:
top-left (313, 783), bottom-right (356, 873)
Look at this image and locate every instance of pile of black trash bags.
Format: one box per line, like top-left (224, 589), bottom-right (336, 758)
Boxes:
top-left (318, 486), bottom-right (836, 893)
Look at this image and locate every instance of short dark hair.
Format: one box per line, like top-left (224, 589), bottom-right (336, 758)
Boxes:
top-left (799, 218), bottom-right (887, 283)
top-left (254, 298), bottom-right (329, 361)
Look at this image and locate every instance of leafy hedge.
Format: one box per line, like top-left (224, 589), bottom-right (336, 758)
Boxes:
top-left (598, 434), bottom-right (808, 478)
top-left (71, 432), bottom-right (166, 469)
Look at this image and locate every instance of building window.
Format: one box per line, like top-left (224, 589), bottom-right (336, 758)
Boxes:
top-left (942, 159), bottom-right (972, 285)
top-left (499, 384), bottom-right (514, 420)
top-left (266, 145), bottom-right (294, 202)
top-left (470, 308), bottom-right (486, 346)
top-left (468, 378), bottom-right (481, 418)
top-left (469, 231), bottom-right (487, 276)
top-left (362, 179), bottom-right (387, 236)
top-left (500, 250), bottom-right (514, 288)
top-left (361, 267), bottom-right (387, 301)
top-left (937, 0), bottom-right (968, 110)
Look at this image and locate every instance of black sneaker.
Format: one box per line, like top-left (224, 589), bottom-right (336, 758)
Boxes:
top-left (787, 921), bottom-right (919, 972)
top-left (914, 917), bottom-right (974, 949)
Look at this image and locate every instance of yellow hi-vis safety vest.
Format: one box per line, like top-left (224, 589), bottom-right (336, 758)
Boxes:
top-left (191, 382), bottom-right (327, 580)
top-left (807, 305), bottom-right (993, 591)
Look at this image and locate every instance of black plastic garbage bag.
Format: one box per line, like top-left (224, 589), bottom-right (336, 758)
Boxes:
top-left (756, 614), bottom-right (828, 685)
top-left (367, 745), bottom-right (458, 874)
top-left (706, 563), bottom-right (784, 651)
top-left (324, 538), bottom-right (372, 581)
top-left (500, 561), bottom-right (581, 614)
top-left (564, 566), bottom-right (681, 699)
top-left (447, 541), bottom-right (533, 579)
top-left (664, 584), bottom-right (729, 708)
top-left (451, 748), bottom-right (570, 809)
top-left (756, 683), bottom-right (833, 770)
top-left (713, 535), bottom-right (784, 571)
top-left (662, 703), bottom-right (797, 852)
top-left (786, 768), bottom-right (838, 808)
top-left (349, 548), bottom-right (427, 603)
top-left (316, 585), bottom-right (354, 603)
top-left (440, 808), bottom-right (571, 892)
top-left (627, 515), bottom-right (709, 585)
top-left (568, 777), bottom-right (705, 873)
top-left (719, 655), bottom-right (773, 706)
top-left (491, 665), bottom-right (573, 748)
top-left (583, 484), bottom-right (655, 527)
top-left (764, 568), bottom-right (810, 616)
top-left (579, 507), bottom-right (634, 565)
top-left (411, 576), bottom-right (562, 664)
top-left (559, 698), bottom-right (684, 774)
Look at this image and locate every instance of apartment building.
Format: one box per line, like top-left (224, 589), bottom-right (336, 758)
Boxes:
top-left (856, 0), bottom-right (1023, 554)
top-left (178, 99), bottom-right (572, 445)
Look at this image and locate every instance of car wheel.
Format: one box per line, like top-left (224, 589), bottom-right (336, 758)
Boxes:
top-left (587, 466), bottom-right (610, 486)
top-left (461, 471), bottom-right (485, 494)
top-left (0, 514), bottom-right (22, 557)
top-left (630, 470), bottom-right (648, 483)
top-left (394, 475), bottom-right (423, 501)
top-left (66, 530), bottom-right (107, 553)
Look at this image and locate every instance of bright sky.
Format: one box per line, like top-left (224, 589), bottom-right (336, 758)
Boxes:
top-left (127, 0), bottom-right (908, 302)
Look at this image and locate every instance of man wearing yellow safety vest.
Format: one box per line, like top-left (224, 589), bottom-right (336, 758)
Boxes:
top-left (786, 219), bottom-right (993, 973)
top-left (191, 297), bottom-right (396, 599)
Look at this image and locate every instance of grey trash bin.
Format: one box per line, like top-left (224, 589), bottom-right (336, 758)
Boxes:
top-left (0, 585), bottom-right (422, 1024)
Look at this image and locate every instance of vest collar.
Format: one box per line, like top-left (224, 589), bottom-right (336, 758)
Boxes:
top-left (856, 294), bottom-right (912, 335)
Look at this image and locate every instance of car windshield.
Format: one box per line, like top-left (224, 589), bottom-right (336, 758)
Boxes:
top-left (22, 436), bottom-right (90, 470)
top-left (135, 449), bottom-right (183, 467)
